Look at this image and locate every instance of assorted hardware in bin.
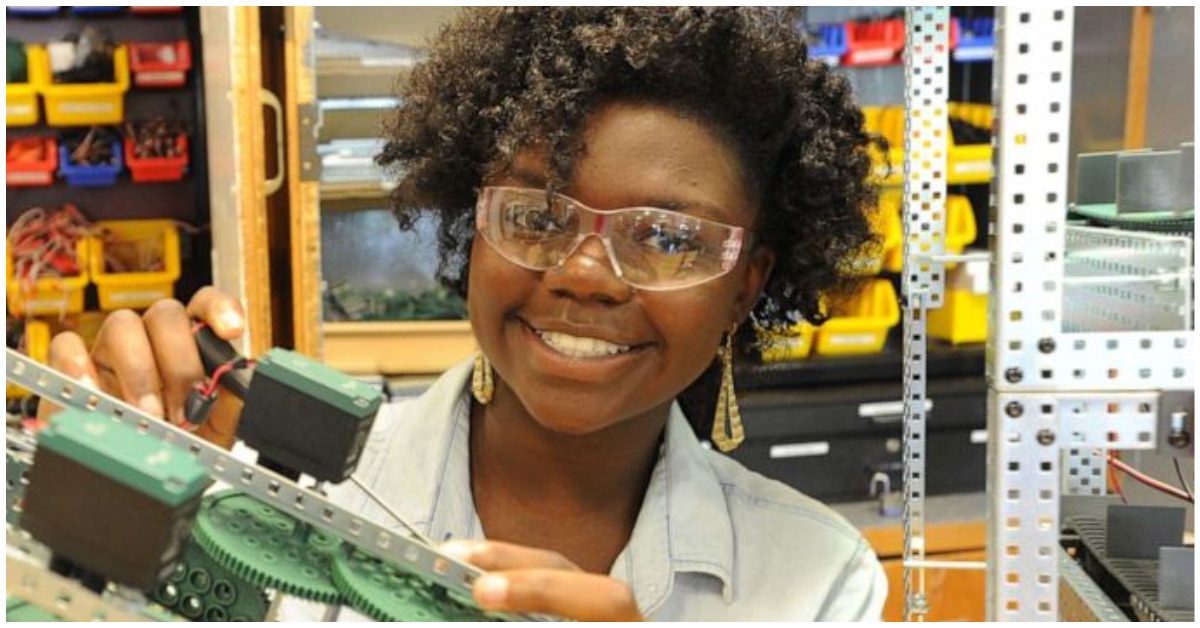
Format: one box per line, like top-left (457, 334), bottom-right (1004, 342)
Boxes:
top-left (27, 27), bottom-right (130, 126)
top-left (89, 219), bottom-right (182, 309)
top-left (6, 205), bottom-right (92, 317)
top-left (6, 136), bottom-right (58, 186)
top-left (7, 207), bottom-right (184, 314)
top-left (129, 40), bottom-right (191, 88)
top-left (59, 126), bottom-right (123, 186)
top-left (124, 116), bottom-right (189, 181)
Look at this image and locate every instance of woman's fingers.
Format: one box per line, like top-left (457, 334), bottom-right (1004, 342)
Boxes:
top-left (38, 332), bottom-right (100, 422)
top-left (440, 540), bottom-right (643, 621)
top-left (441, 540), bottom-right (581, 573)
top-left (186, 286), bottom-right (246, 339)
top-left (472, 569), bottom-right (643, 621)
top-left (90, 309), bottom-right (164, 417)
top-left (143, 300), bottom-right (205, 425)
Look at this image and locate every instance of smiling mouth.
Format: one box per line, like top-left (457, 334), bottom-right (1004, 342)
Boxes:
top-left (535, 328), bottom-right (632, 358)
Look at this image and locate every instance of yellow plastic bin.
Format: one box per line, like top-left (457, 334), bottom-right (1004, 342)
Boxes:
top-left (6, 319), bottom-right (50, 400)
top-left (884, 194), bottom-right (977, 272)
top-left (6, 44), bottom-right (42, 126)
top-left (813, 279), bottom-right (900, 356)
top-left (948, 102), bottom-right (994, 184)
top-left (928, 287), bottom-right (988, 345)
top-left (6, 238), bottom-right (90, 317)
top-left (89, 219), bottom-right (182, 310)
top-left (862, 105), bottom-right (905, 186)
top-left (759, 322), bottom-right (816, 362)
top-left (37, 45), bottom-right (130, 126)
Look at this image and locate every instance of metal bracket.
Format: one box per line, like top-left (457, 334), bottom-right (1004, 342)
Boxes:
top-left (988, 388), bottom-right (1160, 621)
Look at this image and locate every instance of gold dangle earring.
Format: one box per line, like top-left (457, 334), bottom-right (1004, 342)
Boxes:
top-left (712, 329), bottom-right (744, 452)
top-left (472, 351), bottom-right (494, 405)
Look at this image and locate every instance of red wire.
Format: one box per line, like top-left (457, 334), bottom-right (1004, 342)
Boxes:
top-left (202, 361), bottom-right (236, 397)
top-left (1107, 453), bottom-right (1194, 503)
top-left (200, 357), bottom-right (254, 397)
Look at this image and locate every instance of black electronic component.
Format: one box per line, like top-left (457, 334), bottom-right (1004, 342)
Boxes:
top-left (194, 325), bottom-right (250, 398)
top-left (239, 349), bottom-right (382, 483)
top-left (20, 410), bottom-right (211, 590)
top-left (184, 384), bottom-right (217, 426)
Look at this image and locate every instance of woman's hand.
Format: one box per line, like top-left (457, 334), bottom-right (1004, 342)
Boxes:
top-left (440, 540), bottom-right (645, 621)
top-left (38, 287), bottom-right (247, 448)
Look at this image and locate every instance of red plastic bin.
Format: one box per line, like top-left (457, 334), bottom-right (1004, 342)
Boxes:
top-left (130, 6), bottom-right (182, 15)
top-left (124, 134), bottom-right (188, 183)
top-left (129, 41), bottom-right (191, 88)
top-left (843, 18), bottom-right (905, 66)
top-left (6, 137), bottom-right (58, 187)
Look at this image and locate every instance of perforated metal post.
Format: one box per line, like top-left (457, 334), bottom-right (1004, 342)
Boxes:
top-left (986, 7), bottom-right (1188, 621)
top-left (900, 6), bottom-right (950, 622)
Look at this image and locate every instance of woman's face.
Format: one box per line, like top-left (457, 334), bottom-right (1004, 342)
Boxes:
top-left (468, 101), bottom-right (773, 436)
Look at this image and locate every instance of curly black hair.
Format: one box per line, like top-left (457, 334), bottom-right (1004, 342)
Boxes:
top-left (378, 7), bottom-right (881, 355)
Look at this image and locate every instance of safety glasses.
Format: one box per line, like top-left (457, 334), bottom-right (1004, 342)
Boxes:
top-left (476, 186), bottom-right (746, 291)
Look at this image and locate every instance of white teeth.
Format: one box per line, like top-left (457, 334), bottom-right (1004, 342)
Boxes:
top-left (536, 330), bottom-right (631, 358)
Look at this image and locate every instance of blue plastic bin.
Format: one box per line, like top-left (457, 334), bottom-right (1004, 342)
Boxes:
top-left (953, 17), bottom-right (995, 63)
top-left (70, 6), bottom-right (125, 15)
top-left (59, 141), bottom-right (123, 187)
top-left (7, 6), bottom-right (62, 16)
top-left (807, 23), bottom-right (848, 66)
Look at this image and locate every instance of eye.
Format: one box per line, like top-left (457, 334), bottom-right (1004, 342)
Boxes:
top-left (505, 203), bottom-right (566, 235)
top-left (634, 223), bottom-right (704, 255)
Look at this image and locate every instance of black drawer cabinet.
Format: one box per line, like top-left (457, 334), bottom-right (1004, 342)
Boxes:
top-left (728, 376), bottom-right (987, 503)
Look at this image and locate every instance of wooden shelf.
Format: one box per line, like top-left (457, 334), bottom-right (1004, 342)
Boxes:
top-left (322, 320), bottom-right (475, 375)
top-left (319, 180), bottom-right (392, 202)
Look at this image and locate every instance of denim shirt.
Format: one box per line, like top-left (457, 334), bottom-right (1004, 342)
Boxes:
top-left (281, 357), bottom-right (886, 621)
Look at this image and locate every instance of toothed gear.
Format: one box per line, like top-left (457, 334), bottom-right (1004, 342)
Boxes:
top-left (332, 545), bottom-right (503, 622)
top-left (192, 489), bottom-right (344, 604)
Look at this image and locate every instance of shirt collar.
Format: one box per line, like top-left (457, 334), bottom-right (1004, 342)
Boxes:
top-left (366, 357), bottom-right (737, 612)
top-left (615, 403), bottom-right (736, 614)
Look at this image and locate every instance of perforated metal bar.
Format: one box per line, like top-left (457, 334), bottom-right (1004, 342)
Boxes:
top-left (900, 6), bottom-right (950, 621)
top-left (4, 349), bottom-right (533, 622)
top-left (987, 391), bottom-right (1061, 620)
top-left (987, 9), bottom-right (1075, 621)
top-left (902, 293), bottom-right (930, 621)
top-left (903, 6), bottom-right (950, 308)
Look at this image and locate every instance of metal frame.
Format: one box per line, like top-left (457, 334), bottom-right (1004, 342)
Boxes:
top-left (900, 6), bottom-right (949, 621)
top-left (986, 7), bottom-right (1192, 621)
top-left (4, 349), bottom-right (534, 622)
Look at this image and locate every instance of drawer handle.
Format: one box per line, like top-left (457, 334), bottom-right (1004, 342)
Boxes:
top-left (858, 399), bottom-right (934, 424)
top-left (769, 442), bottom-right (830, 459)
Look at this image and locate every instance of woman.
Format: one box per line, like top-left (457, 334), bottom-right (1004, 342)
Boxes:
top-left (46, 8), bottom-right (885, 621)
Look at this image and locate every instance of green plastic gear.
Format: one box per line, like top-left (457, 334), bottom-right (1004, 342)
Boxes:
top-left (331, 545), bottom-right (503, 622)
top-left (191, 489), bottom-right (344, 604)
top-left (150, 537), bottom-right (270, 622)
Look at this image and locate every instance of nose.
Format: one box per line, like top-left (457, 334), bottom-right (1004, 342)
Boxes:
top-left (543, 234), bottom-right (633, 304)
